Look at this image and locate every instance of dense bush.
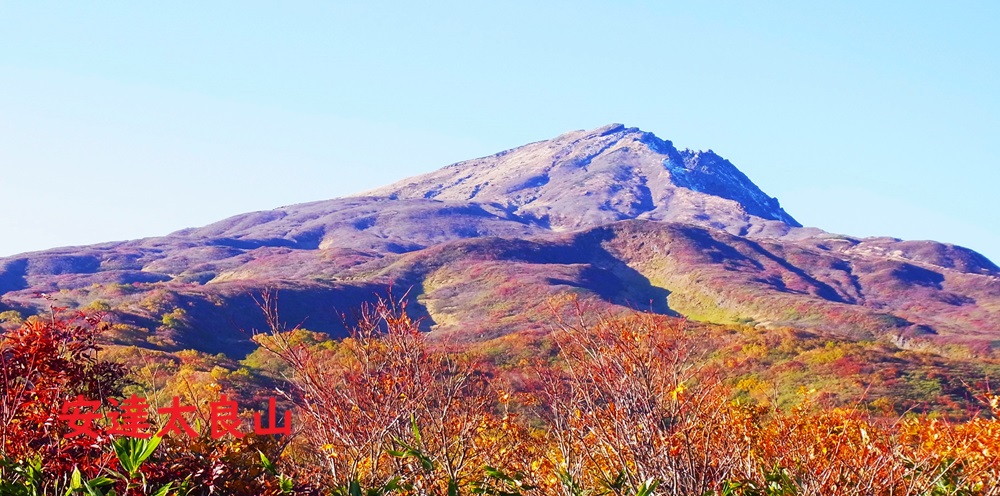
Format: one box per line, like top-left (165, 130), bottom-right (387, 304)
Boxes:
top-left (2, 299), bottom-right (1000, 495)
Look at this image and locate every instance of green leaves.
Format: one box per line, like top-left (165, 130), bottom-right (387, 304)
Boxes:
top-left (111, 435), bottom-right (161, 479)
top-left (259, 450), bottom-right (295, 494)
top-left (634, 479), bottom-right (659, 496)
top-left (149, 482), bottom-right (175, 496)
top-left (329, 478), bottom-right (404, 496)
top-left (64, 468), bottom-right (117, 496)
top-left (0, 456), bottom-right (44, 496)
top-left (278, 475), bottom-right (295, 494)
top-left (387, 438), bottom-right (435, 472)
top-left (388, 416), bottom-right (435, 472)
top-left (259, 450), bottom-right (277, 476)
top-left (105, 435), bottom-right (173, 495)
top-left (470, 466), bottom-right (536, 496)
top-left (385, 417), bottom-right (537, 496)
top-left (717, 467), bottom-right (798, 496)
top-left (69, 467), bottom-right (82, 493)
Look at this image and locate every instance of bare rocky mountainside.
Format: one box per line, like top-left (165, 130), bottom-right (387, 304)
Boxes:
top-left (1, 124), bottom-right (997, 356)
top-left (363, 124), bottom-right (801, 237)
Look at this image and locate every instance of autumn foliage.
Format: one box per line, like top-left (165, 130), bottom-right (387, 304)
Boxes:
top-left (0, 309), bottom-right (123, 476)
top-left (254, 293), bottom-right (535, 494)
top-left (3, 298), bottom-right (1000, 495)
top-left (0, 308), bottom-right (300, 495)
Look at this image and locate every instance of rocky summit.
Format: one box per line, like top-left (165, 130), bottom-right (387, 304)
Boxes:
top-left (364, 124), bottom-right (801, 236)
top-left (0, 125), bottom-right (997, 355)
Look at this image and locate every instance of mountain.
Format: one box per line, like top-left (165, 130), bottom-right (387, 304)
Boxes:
top-left (0, 124), bottom-right (997, 358)
top-left (363, 124), bottom-right (802, 236)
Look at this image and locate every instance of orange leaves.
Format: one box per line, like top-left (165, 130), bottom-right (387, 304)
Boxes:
top-left (536, 309), bottom-right (740, 494)
top-left (257, 292), bottom-right (536, 492)
top-left (527, 305), bottom-right (1000, 494)
top-left (27, 291), bottom-right (984, 494)
top-left (898, 415), bottom-right (1000, 488)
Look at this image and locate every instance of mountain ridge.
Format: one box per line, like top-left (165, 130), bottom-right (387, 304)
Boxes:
top-left (361, 123), bottom-right (802, 235)
top-left (0, 124), bottom-right (996, 356)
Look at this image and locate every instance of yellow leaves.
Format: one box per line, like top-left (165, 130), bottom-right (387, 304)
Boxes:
top-left (670, 382), bottom-right (687, 401)
top-left (985, 392), bottom-right (1000, 414)
top-left (321, 444), bottom-right (339, 459)
top-left (741, 342), bottom-right (768, 359)
top-left (260, 297), bottom-right (1000, 494)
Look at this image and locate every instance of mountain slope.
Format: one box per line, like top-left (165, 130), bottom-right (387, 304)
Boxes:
top-left (0, 124), bottom-right (997, 358)
top-left (363, 124), bottom-right (802, 237)
top-left (338, 220), bottom-right (998, 344)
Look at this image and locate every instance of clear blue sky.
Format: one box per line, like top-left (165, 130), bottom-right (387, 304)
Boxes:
top-left (1, 2), bottom-right (997, 263)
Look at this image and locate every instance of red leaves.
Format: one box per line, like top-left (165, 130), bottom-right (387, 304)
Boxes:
top-left (0, 308), bottom-right (124, 478)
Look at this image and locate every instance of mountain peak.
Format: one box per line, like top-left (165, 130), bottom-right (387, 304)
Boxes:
top-left (554, 123), bottom-right (666, 148)
top-left (361, 124), bottom-right (800, 235)
top-left (588, 122), bottom-right (628, 135)
top-left (1, 124), bottom-right (996, 353)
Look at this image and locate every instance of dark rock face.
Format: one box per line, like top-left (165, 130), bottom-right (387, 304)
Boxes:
top-left (0, 124), bottom-right (996, 353)
top-left (671, 149), bottom-right (800, 226)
